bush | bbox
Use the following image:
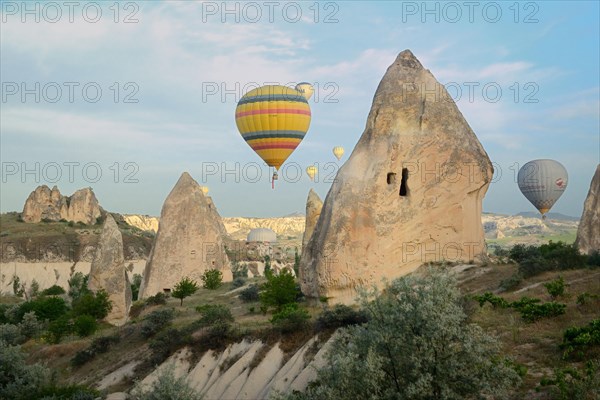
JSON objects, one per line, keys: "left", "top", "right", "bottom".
{"left": 544, "top": 276, "right": 566, "bottom": 299}
{"left": 473, "top": 292, "right": 510, "bottom": 309}
{"left": 19, "top": 312, "right": 43, "bottom": 340}
{"left": 68, "top": 272, "right": 90, "bottom": 301}
{"left": 560, "top": 319, "right": 600, "bottom": 359}
{"left": 260, "top": 269, "right": 299, "bottom": 312}
{"left": 282, "top": 269, "right": 520, "bottom": 400}
{"left": 538, "top": 361, "right": 600, "bottom": 399}
{"left": 45, "top": 315, "right": 72, "bottom": 344}
{"left": 519, "top": 302, "right": 566, "bottom": 323}
{"left": 172, "top": 277, "right": 199, "bottom": 306}
{"left": 0, "top": 324, "right": 24, "bottom": 345}
{"left": 202, "top": 269, "right": 223, "bottom": 290}
{"left": 270, "top": 303, "right": 310, "bottom": 333}
{"left": 146, "top": 292, "right": 168, "bottom": 306}
{"left": 148, "top": 327, "right": 188, "bottom": 366}
{"left": 499, "top": 273, "right": 523, "bottom": 291}
{"left": 131, "top": 274, "right": 142, "bottom": 301}
{"left": 40, "top": 285, "right": 66, "bottom": 296}
{"left": 587, "top": 251, "right": 600, "bottom": 268}
{"left": 239, "top": 284, "right": 260, "bottom": 302}
{"left": 315, "top": 304, "right": 369, "bottom": 331}
{"left": 576, "top": 292, "right": 599, "bottom": 305}
{"left": 71, "top": 335, "right": 120, "bottom": 367}
{"left": 130, "top": 365, "right": 202, "bottom": 400}
{"left": 232, "top": 277, "right": 246, "bottom": 288}
{"left": 196, "top": 304, "right": 234, "bottom": 326}
{"left": 73, "top": 315, "right": 98, "bottom": 337}
{"left": 72, "top": 289, "right": 113, "bottom": 320}
{"left": 0, "top": 341, "right": 51, "bottom": 400}
{"left": 512, "top": 242, "right": 587, "bottom": 278}
{"left": 141, "top": 308, "right": 175, "bottom": 338}
{"left": 17, "top": 296, "right": 69, "bottom": 323}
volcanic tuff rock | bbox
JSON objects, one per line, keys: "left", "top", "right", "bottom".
{"left": 575, "top": 164, "right": 600, "bottom": 254}
{"left": 302, "top": 189, "right": 323, "bottom": 250}
{"left": 139, "top": 172, "right": 232, "bottom": 299}
{"left": 300, "top": 50, "right": 493, "bottom": 303}
{"left": 87, "top": 214, "right": 132, "bottom": 326}
{"left": 22, "top": 185, "right": 101, "bottom": 225}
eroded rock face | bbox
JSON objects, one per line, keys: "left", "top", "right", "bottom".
{"left": 302, "top": 189, "right": 323, "bottom": 250}
{"left": 300, "top": 50, "right": 493, "bottom": 303}
{"left": 575, "top": 164, "right": 600, "bottom": 254}
{"left": 88, "top": 214, "right": 131, "bottom": 326}
{"left": 139, "top": 172, "right": 232, "bottom": 299}
{"left": 22, "top": 185, "right": 101, "bottom": 224}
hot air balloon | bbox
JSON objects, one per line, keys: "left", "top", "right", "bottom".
{"left": 200, "top": 186, "right": 209, "bottom": 195}
{"left": 517, "top": 159, "right": 568, "bottom": 219}
{"left": 235, "top": 85, "right": 312, "bottom": 188}
{"left": 295, "top": 82, "right": 314, "bottom": 100}
{"left": 306, "top": 165, "right": 317, "bottom": 181}
{"left": 333, "top": 146, "right": 344, "bottom": 161}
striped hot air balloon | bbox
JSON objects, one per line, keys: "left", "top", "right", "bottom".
{"left": 235, "top": 85, "right": 312, "bottom": 177}
{"left": 517, "top": 159, "right": 568, "bottom": 218}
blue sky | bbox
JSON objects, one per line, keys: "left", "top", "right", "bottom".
{"left": 1, "top": 1, "right": 598, "bottom": 218}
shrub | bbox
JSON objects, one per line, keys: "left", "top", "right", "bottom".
{"left": 0, "top": 324, "right": 24, "bottom": 345}
{"left": 172, "top": 277, "right": 199, "bottom": 306}
{"left": 40, "top": 285, "right": 66, "bottom": 296}
{"left": 511, "top": 241, "right": 587, "bottom": 278}
{"left": 576, "top": 292, "right": 599, "bottom": 305}
{"left": 499, "top": 272, "right": 523, "bottom": 291}
{"left": 146, "top": 292, "right": 168, "bottom": 306}
{"left": 538, "top": 361, "right": 600, "bottom": 399}
{"left": 263, "top": 255, "right": 272, "bottom": 278}
{"left": 474, "top": 292, "right": 510, "bottom": 309}
{"left": 73, "top": 315, "right": 98, "bottom": 337}
{"left": 196, "top": 304, "right": 234, "bottom": 326}
{"left": 270, "top": 303, "right": 310, "bottom": 333}
{"left": 239, "top": 284, "right": 260, "bottom": 302}
{"left": 0, "top": 341, "right": 51, "bottom": 400}
{"left": 130, "top": 365, "right": 202, "bottom": 400}
{"left": 17, "top": 296, "right": 69, "bottom": 323}
{"left": 315, "top": 304, "right": 369, "bottom": 331}
{"left": 71, "top": 335, "right": 120, "bottom": 367}
{"left": 72, "top": 289, "right": 113, "bottom": 320}
{"left": 293, "top": 248, "right": 300, "bottom": 276}
{"left": 587, "top": 251, "right": 600, "bottom": 268}
{"left": 202, "top": 269, "right": 223, "bottom": 290}
{"left": 129, "top": 301, "right": 145, "bottom": 318}
{"left": 260, "top": 269, "right": 298, "bottom": 312}
{"left": 560, "top": 319, "right": 600, "bottom": 359}
{"left": 45, "top": 315, "right": 72, "bottom": 344}
{"left": 12, "top": 275, "right": 25, "bottom": 298}
{"left": 141, "top": 308, "right": 175, "bottom": 338}
{"left": 518, "top": 302, "right": 566, "bottom": 323}
{"left": 232, "top": 277, "right": 246, "bottom": 288}
{"left": 148, "top": 327, "right": 188, "bottom": 366}
{"left": 544, "top": 276, "right": 566, "bottom": 299}
{"left": 282, "top": 269, "right": 520, "bottom": 399}
{"left": 19, "top": 312, "right": 43, "bottom": 340}
{"left": 131, "top": 274, "right": 143, "bottom": 301}
{"left": 68, "top": 272, "right": 90, "bottom": 301}
{"left": 27, "top": 279, "right": 40, "bottom": 299}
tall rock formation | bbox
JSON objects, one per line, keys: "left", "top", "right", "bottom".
{"left": 301, "top": 50, "right": 493, "bottom": 303}
{"left": 88, "top": 214, "right": 132, "bottom": 326}
{"left": 22, "top": 185, "right": 101, "bottom": 225}
{"left": 302, "top": 189, "right": 323, "bottom": 250}
{"left": 575, "top": 164, "right": 600, "bottom": 254}
{"left": 139, "top": 172, "right": 232, "bottom": 299}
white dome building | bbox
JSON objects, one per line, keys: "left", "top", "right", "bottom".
{"left": 247, "top": 228, "right": 277, "bottom": 243}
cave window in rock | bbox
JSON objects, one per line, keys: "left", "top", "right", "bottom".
{"left": 163, "top": 288, "right": 171, "bottom": 294}
{"left": 387, "top": 173, "right": 397, "bottom": 185}
{"left": 399, "top": 168, "right": 409, "bottom": 196}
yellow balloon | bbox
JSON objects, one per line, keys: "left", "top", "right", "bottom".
{"left": 295, "top": 82, "right": 314, "bottom": 100}
{"left": 306, "top": 165, "right": 317, "bottom": 181}
{"left": 200, "top": 186, "right": 209, "bottom": 195}
{"left": 235, "top": 85, "right": 311, "bottom": 171}
{"left": 333, "top": 146, "right": 344, "bottom": 160}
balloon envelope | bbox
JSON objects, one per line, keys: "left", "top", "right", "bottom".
{"left": 306, "top": 165, "right": 317, "bottom": 181}
{"left": 295, "top": 82, "right": 314, "bottom": 100}
{"left": 235, "top": 85, "right": 311, "bottom": 170}
{"left": 200, "top": 186, "right": 209, "bottom": 195}
{"left": 333, "top": 146, "right": 344, "bottom": 160}
{"left": 517, "top": 159, "right": 568, "bottom": 215}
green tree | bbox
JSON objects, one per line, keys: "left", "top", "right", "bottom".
{"left": 27, "top": 279, "right": 40, "bottom": 300}
{"left": 260, "top": 269, "right": 299, "bottom": 312}
{"left": 72, "top": 289, "right": 113, "bottom": 320}
{"left": 131, "top": 273, "right": 143, "bottom": 301}
{"left": 172, "top": 277, "right": 200, "bottom": 306}
{"left": 201, "top": 269, "right": 223, "bottom": 290}
{"left": 12, "top": 275, "right": 25, "bottom": 298}
{"left": 544, "top": 276, "right": 566, "bottom": 299}
{"left": 73, "top": 315, "right": 98, "bottom": 337}
{"left": 264, "top": 255, "right": 272, "bottom": 278}
{"left": 282, "top": 269, "right": 520, "bottom": 400}
{"left": 68, "top": 272, "right": 90, "bottom": 301}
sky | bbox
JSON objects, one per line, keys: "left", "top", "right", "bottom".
{"left": 1, "top": 1, "right": 598, "bottom": 218}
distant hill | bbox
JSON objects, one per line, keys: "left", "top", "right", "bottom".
{"left": 516, "top": 211, "right": 580, "bottom": 221}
